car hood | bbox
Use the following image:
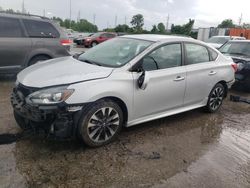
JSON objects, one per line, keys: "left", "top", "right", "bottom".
{"left": 17, "top": 56, "right": 114, "bottom": 88}
{"left": 207, "top": 43, "right": 222, "bottom": 49}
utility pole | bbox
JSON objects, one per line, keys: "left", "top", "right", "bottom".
{"left": 22, "top": 0, "right": 25, "bottom": 14}
{"left": 166, "top": 14, "right": 169, "bottom": 31}
{"left": 115, "top": 15, "right": 117, "bottom": 27}
{"left": 93, "top": 14, "right": 96, "bottom": 25}
{"left": 69, "top": 0, "right": 72, "bottom": 29}
{"left": 43, "top": 9, "right": 45, "bottom": 17}
{"left": 77, "top": 10, "right": 81, "bottom": 22}
{"left": 125, "top": 16, "right": 127, "bottom": 25}
{"left": 239, "top": 13, "right": 243, "bottom": 26}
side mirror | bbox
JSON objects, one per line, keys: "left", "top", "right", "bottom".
{"left": 72, "top": 52, "right": 85, "bottom": 59}
{"left": 137, "top": 69, "right": 149, "bottom": 90}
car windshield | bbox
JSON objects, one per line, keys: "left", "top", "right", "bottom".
{"left": 78, "top": 38, "right": 153, "bottom": 67}
{"left": 207, "top": 37, "right": 229, "bottom": 44}
{"left": 91, "top": 33, "right": 102, "bottom": 37}
{"left": 219, "top": 42, "right": 250, "bottom": 57}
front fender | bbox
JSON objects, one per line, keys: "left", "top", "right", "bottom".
{"left": 66, "top": 71, "right": 134, "bottom": 121}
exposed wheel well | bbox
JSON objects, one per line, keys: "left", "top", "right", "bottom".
{"left": 28, "top": 54, "right": 52, "bottom": 66}
{"left": 217, "top": 81, "right": 228, "bottom": 98}
{"left": 99, "top": 97, "right": 128, "bottom": 125}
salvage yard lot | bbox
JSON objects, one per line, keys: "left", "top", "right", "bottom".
{"left": 0, "top": 73, "right": 250, "bottom": 188}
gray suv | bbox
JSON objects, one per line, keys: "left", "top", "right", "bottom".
{"left": 0, "top": 12, "right": 71, "bottom": 74}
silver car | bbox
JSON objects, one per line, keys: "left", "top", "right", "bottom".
{"left": 11, "top": 35, "right": 236, "bottom": 147}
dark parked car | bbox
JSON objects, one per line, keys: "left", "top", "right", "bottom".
{"left": 74, "top": 33, "right": 93, "bottom": 45}
{"left": 220, "top": 40, "right": 250, "bottom": 91}
{"left": 0, "top": 12, "right": 71, "bottom": 74}
{"left": 83, "top": 32, "right": 117, "bottom": 47}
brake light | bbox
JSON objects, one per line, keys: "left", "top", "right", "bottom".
{"left": 231, "top": 63, "right": 238, "bottom": 72}
{"left": 60, "top": 39, "right": 72, "bottom": 46}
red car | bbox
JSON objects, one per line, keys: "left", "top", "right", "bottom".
{"left": 84, "top": 32, "right": 117, "bottom": 47}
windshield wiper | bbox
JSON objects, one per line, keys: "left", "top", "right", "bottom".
{"left": 79, "top": 59, "right": 102, "bottom": 66}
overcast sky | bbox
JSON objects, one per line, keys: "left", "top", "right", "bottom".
{"left": 0, "top": 0, "right": 249, "bottom": 30}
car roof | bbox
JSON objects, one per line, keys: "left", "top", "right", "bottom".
{"left": 0, "top": 12, "right": 50, "bottom": 21}
{"left": 227, "top": 40, "right": 250, "bottom": 43}
{"left": 120, "top": 34, "right": 195, "bottom": 42}
{"left": 210, "top": 36, "right": 230, "bottom": 38}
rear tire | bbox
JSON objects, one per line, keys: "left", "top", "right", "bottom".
{"left": 77, "top": 99, "right": 123, "bottom": 147}
{"left": 28, "top": 55, "right": 51, "bottom": 66}
{"left": 205, "top": 83, "right": 225, "bottom": 113}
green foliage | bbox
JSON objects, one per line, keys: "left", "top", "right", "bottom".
{"left": 218, "top": 19, "right": 235, "bottom": 28}
{"left": 54, "top": 18, "right": 98, "bottom": 32}
{"left": 157, "top": 23, "right": 165, "bottom": 33}
{"left": 151, "top": 25, "right": 158, "bottom": 33}
{"left": 171, "top": 19, "right": 195, "bottom": 36}
{"left": 114, "top": 24, "right": 130, "bottom": 33}
{"left": 243, "top": 23, "right": 250, "bottom": 29}
{"left": 130, "top": 14, "right": 144, "bottom": 33}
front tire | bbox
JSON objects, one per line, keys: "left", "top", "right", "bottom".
{"left": 205, "top": 83, "right": 225, "bottom": 113}
{"left": 78, "top": 99, "right": 123, "bottom": 147}
{"left": 91, "top": 41, "right": 98, "bottom": 47}
{"left": 14, "top": 111, "right": 31, "bottom": 130}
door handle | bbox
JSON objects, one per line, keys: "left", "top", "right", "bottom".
{"left": 209, "top": 71, "right": 217, "bottom": 75}
{"left": 174, "top": 76, "right": 185, "bottom": 81}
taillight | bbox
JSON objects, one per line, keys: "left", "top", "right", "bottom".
{"left": 231, "top": 63, "right": 238, "bottom": 72}
{"left": 60, "top": 39, "right": 72, "bottom": 46}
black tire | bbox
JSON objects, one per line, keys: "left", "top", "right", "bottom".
{"left": 244, "top": 77, "right": 250, "bottom": 92}
{"left": 91, "top": 41, "right": 98, "bottom": 47}
{"left": 77, "top": 99, "right": 123, "bottom": 147}
{"left": 14, "top": 111, "right": 31, "bottom": 130}
{"left": 205, "top": 83, "right": 225, "bottom": 113}
{"left": 28, "top": 55, "right": 51, "bottom": 66}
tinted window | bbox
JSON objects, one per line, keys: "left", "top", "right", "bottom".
{"left": 23, "top": 20, "right": 60, "bottom": 38}
{"left": 207, "top": 37, "right": 229, "bottom": 44}
{"left": 0, "top": 17, "right": 24, "bottom": 37}
{"left": 106, "top": 33, "right": 115, "bottom": 38}
{"left": 219, "top": 42, "right": 250, "bottom": 57}
{"left": 185, "top": 43, "right": 209, "bottom": 65}
{"left": 143, "top": 43, "right": 182, "bottom": 71}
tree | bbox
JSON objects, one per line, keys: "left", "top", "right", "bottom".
{"left": 130, "top": 14, "right": 144, "bottom": 33}
{"left": 171, "top": 19, "right": 195, "bottom": 36}
{"left": 114, "top": 24, "right": 130, "bottom": 33}
{"left": 151, "top": 25, "right": 158, "bottom": 33}
{"left": 243, "top": 23, "right": 250, "bottom": 29}
{"left": 218, "top": 19, "right": 235, "bottom": 28}
{"left": 157, "top": 23, "right": 165, "bottom": 33}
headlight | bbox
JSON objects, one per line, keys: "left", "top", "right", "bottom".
{"left": 237, "top": 62, "right": 245, "bottom": 71}
{"left": 27, "top": 86, "right": 74, "bottom": 104}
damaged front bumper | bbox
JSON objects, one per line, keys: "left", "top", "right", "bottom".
{"left": 11, "top": 85, "right": 83, "bottom": 139}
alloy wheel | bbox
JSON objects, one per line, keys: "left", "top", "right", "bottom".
{"left": 87, "top": 107, "right": 120, "bottom": 143}
{"left": 209, "top": 87, "right": 224, "bottom": 110}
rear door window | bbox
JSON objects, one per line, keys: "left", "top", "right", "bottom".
{"left": 185, "top": 43, "right": 210, "bottom": 65}
{"left": 0, "top": 17, "right": 24, "bottom": 37}
{"left": 23, "top": 19, "right": 60, "bottom": 38}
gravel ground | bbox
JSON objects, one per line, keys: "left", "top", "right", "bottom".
{"left": 0, "top": 54, "right": 250, "bottom": 187}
